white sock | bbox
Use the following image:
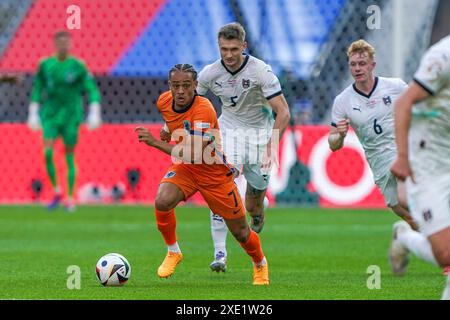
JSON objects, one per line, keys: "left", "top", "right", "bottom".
{"left": 168, "top": 242, "right": 181, "bottom": 253}
{"left": 235, "top": 174, "right": 247, "bottom": 205}
{"left": 254, "top": 257, "right": 267, "bottom": 267}
{"left": 263, "top": 196, "right": 269, "bottom": 209}
{"left": 398, "top": 229, "right": 438, "bottom": 266}
{"left": 442, "top": 275, "right": 450, "bottom": 300}
{"left": 210, "top": 212, "right": 227, "bottom": 257}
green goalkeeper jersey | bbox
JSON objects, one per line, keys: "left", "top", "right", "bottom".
{"left": 31, "top": 55, "right": 100, "bottom": 125}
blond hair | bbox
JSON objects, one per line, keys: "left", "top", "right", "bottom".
{"left": 347, "top": 39, "right": 375, "bottom": 60}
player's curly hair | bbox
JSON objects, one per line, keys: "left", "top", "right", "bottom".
{"left": 218, "top": 22, "right": 246, "bottom": 42}
{"left": 168, "top": 64, "right": 198, "bottom": 80}
{"left": 347, "top": 39, "right": 375, "bottom": 60}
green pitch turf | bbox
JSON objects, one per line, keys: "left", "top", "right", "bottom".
{"left": 0, "top": 205, "right": 445, "bottom": 300}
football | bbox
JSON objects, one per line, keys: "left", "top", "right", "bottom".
{"left": 95, "top": 253, "right": 131, "bottom": 286}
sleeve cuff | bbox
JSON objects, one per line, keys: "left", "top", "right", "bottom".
{"left": 265, "top": 90, "right": 283, "bottom": 100}
{"left": 413, "top": 78, "right": 435, "bottom": 95}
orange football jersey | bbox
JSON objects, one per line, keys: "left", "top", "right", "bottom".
{"left": 156, "top": 91, "right": 235, "bottom": 183}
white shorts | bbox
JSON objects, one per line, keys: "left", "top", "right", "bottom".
{"left": 375, "top": 173, "right": 399, "bottom": 208}
{"left": 406, "top": 173, "right": 450, "bottom": 237}
{"left": 219, "top": 122, "right": 271, "bottom": 191}
{"left": 241, "top": 163, "right": 270, "bottom": 191}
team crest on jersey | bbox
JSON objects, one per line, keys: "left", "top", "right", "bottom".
{"left": 423, "top": 209, "right": 433, "bottom": 222}
{"left": 242, "top": 79, "right": 251, "bottom": 89}
{"left": 165, "top": 171, "right": 176, "bottom": 179}
{"left": 183, "top": 120, "right": 191, "bottom": 131}
{"left": 427, "top": 60, "right": 443, "bottom": 77}
{"left": 382, "top": 95, "right": 392, "bottom": 106}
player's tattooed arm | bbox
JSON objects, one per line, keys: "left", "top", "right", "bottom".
{"left": 136, "top": 126, "right": 163, "bottom": 146}
{"left": 160, "top": 123, "right": 171, "bottom": 142}
{"left": 135, "top": 126, "right": 180, "bottom": 158}
{"left": 135, "top": 126, "right": 210, "bottom": 164}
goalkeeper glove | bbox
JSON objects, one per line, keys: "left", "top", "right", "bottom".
{"left": 87, "top": 102, "right": 102, "bottom": 130}
{"left": 27, "top": 102, "right": 41, "bottom": 131}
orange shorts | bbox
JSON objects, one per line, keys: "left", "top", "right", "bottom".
{"left": 160, "top": 164, "right": 245, "bottom": 220}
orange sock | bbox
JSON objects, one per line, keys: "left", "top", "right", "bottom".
{"left": 155, "top": 209, "right": 177, "bottom": 246}
{"left": 240, "top": 230, "right": 264, "bottom": 264}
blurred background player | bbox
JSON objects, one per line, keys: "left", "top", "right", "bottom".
{"left": 389, "top": 34, "right": 450, "bottom": 298}
{"left": 161, "top": 22, "right": 291, "bottom": 272}
{"left": 27, "top": 31, "right": 102, "bottom": 212}
{"left": 135, "top": 64, "right": 269, "bottom": 285}
{"left": 328, "top": 39, "right": 416, "bottom": 229}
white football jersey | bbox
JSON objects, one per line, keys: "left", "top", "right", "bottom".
{"left": 197, "top": 54, "right": 282, "bottom": 144}
{"left": 331, "top": 77, "right": 407, "bottom": 183}
{"left": 410, "top": 34, "right": 450, "bottom": 173}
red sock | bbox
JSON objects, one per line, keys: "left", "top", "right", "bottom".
{"left": 240, "top": 230, "right": 264, "bottom": 264}
{"left": 155, "top": 209, "right": 176, "bottom": 246}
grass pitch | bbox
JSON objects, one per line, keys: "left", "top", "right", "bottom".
{"left": 0, "top": 205, "right": 444, "bottom": 300}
